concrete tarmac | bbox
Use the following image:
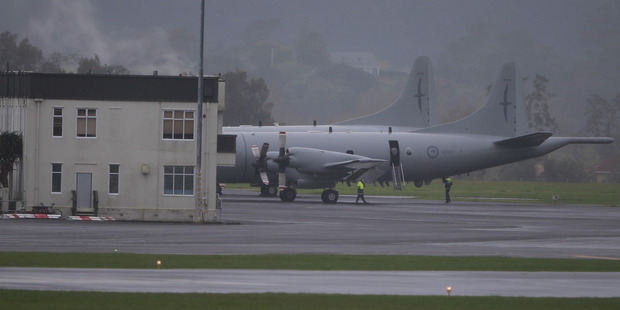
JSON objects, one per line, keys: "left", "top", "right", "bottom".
{"left": 1, "top": 267, "right": 619, "bottom": 297}
{"left": 1, "top": 189, "right": 619, "bottom": 296}
{"left": 1, "top": 190, "right": 619, "bottom": 258}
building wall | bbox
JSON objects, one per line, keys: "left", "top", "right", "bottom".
{"left": 2, "top": 73, "right": 229, "bottom": 221}
{"left": 23, "top": 99, "right": 210, "bottom": 221}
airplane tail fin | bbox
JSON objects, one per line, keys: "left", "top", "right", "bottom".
{"left": 336, "top": 56, "right": 438, "bottom": 128}
{"left": 420, "top": 62, "right": 528, "bottom": 137}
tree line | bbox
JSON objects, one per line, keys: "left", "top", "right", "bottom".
{"left": 2, "top": 29, "right": 617, "bottom": 182}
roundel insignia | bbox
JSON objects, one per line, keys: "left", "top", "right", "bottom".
{"left": 426, "top": 145, "right": 439, "bottom": 158}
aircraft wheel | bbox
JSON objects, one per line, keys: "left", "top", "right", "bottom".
{"left": 321, "top": 189, "right": 339, "bottom": 204}
{"left": 267, "top": 185, "right": 278, "bottom": 196}
{"left": 260, "top": 184, "right": 278, "bottom": 196}
{"left": 279, "top": 188, "right": 297, "bottom": 202}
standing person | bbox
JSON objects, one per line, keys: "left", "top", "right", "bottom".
{"left": 356, "top": 179, "right": 367, "bottom": 204}
{"left": 442, "top": 177, "right": 453, "bottom": 203}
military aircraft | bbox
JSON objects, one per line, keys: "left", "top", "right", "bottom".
{"left": 218, "top": 59, "right": 614, "bottom": 203}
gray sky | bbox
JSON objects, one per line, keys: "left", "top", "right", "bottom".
{"left": 2, "top": 0, "right": 618, "bottom": 131}
{"left": 0, "top": 0, "right": 601, "bottom": 74}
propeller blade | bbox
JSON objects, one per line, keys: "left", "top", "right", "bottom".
{"left": 259, "top": 143, "right": 269, "bottom": 161}
{"left": 278, "top": 171, "right": 286, "bottom": 190}
{"left": 279, "top": 131, "right": 286, "bottom": 157}
{"left": 251, "top": 145, "right": 260, "bottom": 159}
{"left": 260, "top": 170, "right": 269, "bottom": 185}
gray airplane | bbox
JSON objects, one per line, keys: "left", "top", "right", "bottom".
{"left": 218, "top": 60, "right": 614, "bottom": 203}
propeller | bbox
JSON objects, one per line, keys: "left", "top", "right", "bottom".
{"left": 273, "top": 131, "right": 289, "bottom": 190}
{"left": 250, "top": 143, "right": 270, "bottom": 185}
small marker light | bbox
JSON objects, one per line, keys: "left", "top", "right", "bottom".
{"left": 446, "top": 286, "right": 452, "bottom": 296}
{"left": 157, "top": 260, "right": 162, "bottom": 269}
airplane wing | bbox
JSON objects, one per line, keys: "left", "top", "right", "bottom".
{"left": 324, "top": 158, "right": 386, "bottom": 170}
{"left": 325, "top": 159, "right": 386, "bottom": 183}
{"left": 281, "top": 147, "right": 386, "bottom": 183}
{"left": 494, "top": 132, "right": 554, "bottom": 147}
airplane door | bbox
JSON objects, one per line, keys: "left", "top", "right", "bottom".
{"left": 388, "top": 140, "right": 404, "bottom": 190}
{"left": 388, "top": 140, "right": 401, "bottom": 166}
{"left": 76, "top": 173, "right": 93, "bottom": 213}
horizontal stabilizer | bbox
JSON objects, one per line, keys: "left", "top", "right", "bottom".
{"left": 494, "top": 132, "right": 553, "bottom": 147}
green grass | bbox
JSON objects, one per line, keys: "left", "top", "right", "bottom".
{"left": 2, "top": 254, "right": 619, "bottom": 309}
{"left": 2, "top": 290, "right": 619, "bottom": 310}
{"left": 225, "top": 180, "right": 620, "bottom": 206}
{"left": 2, "top": 252, "right": 619, "bottom": 271}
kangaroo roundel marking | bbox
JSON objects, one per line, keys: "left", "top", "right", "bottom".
{"left": 427, "top": 145, "right": 439, "bottom": 158}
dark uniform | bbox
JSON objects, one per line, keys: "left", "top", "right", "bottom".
{"left": 443, "top": 177, "right": 453, "bottom": 203}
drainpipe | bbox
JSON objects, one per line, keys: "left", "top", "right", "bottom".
{"left": 34, "top": 98, "right": 42, "bottom": 205}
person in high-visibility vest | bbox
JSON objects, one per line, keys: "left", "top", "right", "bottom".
{"left": 442, "top": 177, "right": 453, "bottom": 203}
{"left": 356, "top": 179, "right": 367, "bottom": 204}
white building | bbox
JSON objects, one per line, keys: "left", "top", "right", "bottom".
{"left": 0, "top": 72, "right": 235, "bottom": 222}
{"left": 329, "top": 51, "right": 380, "bottom": 76}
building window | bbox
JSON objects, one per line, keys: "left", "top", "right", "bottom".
{"left": 109, "top": 164, "right": 120, "bottom": 195}
{"left": 53, "top": 108, "right": 63, "bottom": 137}
{"left": 163, "top": 165, "right": 194, "bottom": 195}
{"left": 163, "top": 110, "right": 194, "bottom": 140}
{"left": 51, "top": 163, "right": 62, "bottom": 193}
{"left": 77, "top": 108, "right": 97, "bottom": 138}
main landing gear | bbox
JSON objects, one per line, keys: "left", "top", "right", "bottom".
{"left": 266, "top": 186, "right": 339, "bottom": 203}
{"left": 321, "top": 189, "right": 339, "bottom": 204}
{"left": 260, "top": 184, "right": 278, "bottom": 197}
{"left": 279, "top": 187, "right": 297, "bottom": 202}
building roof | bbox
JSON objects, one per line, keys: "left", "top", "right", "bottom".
{"left": 592, "top": 153, "right": 620, "bottom": 173}
{"left": 0, "top": 72, "right": 219, "bottom": 102}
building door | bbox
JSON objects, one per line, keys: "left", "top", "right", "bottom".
{"left": 76, "top": 173, "right": 93, "bottom": 213}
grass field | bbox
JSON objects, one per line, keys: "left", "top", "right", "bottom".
{"left": 225, "top": 180, "right": 620, "bottom": 206}
{"left": 2, "top": 252, "right": 620, "bottom": 309}
{"left": 1, "top": 252, "right": 620, "bottom": 271}
{"left": 2, "top": 290, "right": 619, "bottom": 310}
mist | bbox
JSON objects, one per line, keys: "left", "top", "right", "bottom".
{"left": 2, "top": 0, "right": 619, "bottom": 134}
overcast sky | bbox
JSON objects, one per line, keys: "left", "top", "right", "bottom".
{"left": 2, "top": 0, "right": 618, "bottom": 132}
{"left": 0, "top": 0, "right": 605, "bottom": 74}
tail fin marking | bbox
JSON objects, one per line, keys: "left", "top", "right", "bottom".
{"left": 336, "top": 56, "right": 437, "bottom": 128}
{"left": 420, "top": 62, "right": 528, "bottom": 137}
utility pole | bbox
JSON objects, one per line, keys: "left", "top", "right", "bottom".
{"left": 194, "top": 0, "right": 205, "bottom": 223}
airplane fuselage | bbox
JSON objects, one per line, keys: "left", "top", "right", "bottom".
{"left": 217, "top": 129, "right": 575, "bottom": 188}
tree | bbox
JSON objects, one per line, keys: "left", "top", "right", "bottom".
{"left": 0, "top": 31, "right": 44, "bottom": 71}
{"left": 0, "top": 131, "right": 23, "bottom": 188}
{"left": 0, "top": 31, "right": 66, "bottom": 73}
{"left": 585, "top": 92, "right": 620, "bottom": 157}
{"left": 222, "top": 70, "right": 275, "bottom": 126}
{"left": 295, "top": 28, "right": 331, "bottom": 67}
{"left": 585, "top": 93, "right": 620, "bottom": 138}
{"left": 77, "top": 54, "right": 129, "bottom": 74}
{"left": 524, "top": 75, "right": 557, "bottom": 131}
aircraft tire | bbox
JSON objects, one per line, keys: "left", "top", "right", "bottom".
{"left": 321, "top": 189, "right": 339, "bottom": 204}
{"left": 279, "top": 188, "right": 297, "bottom": 202}
{"left": 267, "top": 185, "right": 278, "bottom": 196}
{"left": 260, "top": 184, "right": 278, "bottom": 197}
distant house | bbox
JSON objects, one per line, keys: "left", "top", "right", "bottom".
{"left": 0, "top": 72, "right": 235, "bottom": 222}
{"left": 330, "top": 51, "right": 380, "bottom": 75}
{"left": 590, "top": 154, "right": 620, "bottom": 183}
